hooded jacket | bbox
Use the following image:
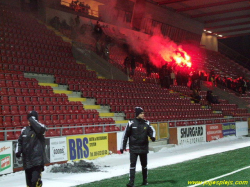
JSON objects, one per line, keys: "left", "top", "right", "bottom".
{"left": 121, "top": 118, "right": 155, "bottom": 154}
{"left": 16, "top": 116, "right": 47, "bottom": 170}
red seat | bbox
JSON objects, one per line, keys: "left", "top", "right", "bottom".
{"left": 7, "top": 132, "right": 15, "bottom": 140}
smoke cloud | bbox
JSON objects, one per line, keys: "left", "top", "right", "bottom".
{"left": 124, "top": 26, "right": 192, "bottom": 69}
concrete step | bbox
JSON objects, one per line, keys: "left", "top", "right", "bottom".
{"left": 66, "top": 92, "right": 82, "bottom": 98}
{"left": 149, "top": 140, "right": 175, "bottom": 152}
{"left": 68, "top": 97, "right": 87, "bottom": 102}
{"left": 115, "top": 120, "right": 128, "bottom": 124}
{"left": 24, "top": 73, "right": 54, "bottom": 83}
{"left": 52, "top": 85, "right": 68, "bottom": 90}
{"left": 84, "top": 105, "right": 101, "bottom": 109}
{"left": 53, "top": 90, "right": 73, "bottom": 95}
{"left": 96, "top": 109, "right": 110, "bottom": 113}
{"left": 81, "top": 98, "right": 96, "bottom": 105}
{"left": 39, "top": 83, "right": 58, "bottom": 87}
{"left": 99, "top": 113, "right": 115, "bottom": 117}
{"left": 101, "top": 116, "right": 125, "bottom": 121}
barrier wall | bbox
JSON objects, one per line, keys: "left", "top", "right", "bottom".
{"left": 67, "top": 133, "right": 109, "bottom": 161}
{"left": 177, "top": 125, "right": 206, "bottom": 145}
{"left": 169, "top": 121, "right": 248, "bottom": 145}
{"left": 0, "top": 142, "right": 13, "bottom": 175}
{"left": 235, "top": 121, "right": 248, "bottom": 137}
{"left": 2, "top": 121, "right": 248, "bottom": 175}
{"left": 206, "top": 124, "right": 223, "bottom": 142}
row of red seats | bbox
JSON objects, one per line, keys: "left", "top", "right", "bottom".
{"left": 125, "top": 110, "right": 219, "bottom": 119}
{"left": 96, "top": 97, "right": 191, "bottom": 105}
{"left": 1, "top": 103, "right": 84, "bottom": 114}
{"left": 1, "top": 25, "right": 63, "bottom": 39}
{"left": 0, "top": 33, "right": 66, "bottom": 46}
{"left": 1, "top": 112, "right": 103, "bottom": 128}
{"left": 0, "top": 63, "right": 94, "bottom": 77}
{"left": 113, "top": 104, "right": 202, "bottom": 113}
{"left": 67, "top": 78, "right": 160, "bottom": 89}
{"left": 0, "top": 44, "right": 72, "bottom": 57}
{"left": 1, "top": 51, "right": 73, "bottom": 63}
{"left": 0, "top": 38, "right": 71, "bottom": 52}
{"left": 147, "top": 114, "right": 223, "bottom": 122}
{"left": 211, "top": 104, "right": 238, "bottom": 110}
{"left": 0, "top": 59, "right": 85, "bottom": 71}
{"left": 1, "top": 26, "right": 60, "bottom": 39}
{"left": 168, "top": 118, "right": 236, "bottom": 127}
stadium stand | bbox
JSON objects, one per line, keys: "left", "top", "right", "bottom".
{"left": 0, "top": 3, "right": 250, "bottom": 142}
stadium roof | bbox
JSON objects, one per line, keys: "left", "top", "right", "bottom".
{"left": 153, "top": 0, "right": 250, "bottom": 38}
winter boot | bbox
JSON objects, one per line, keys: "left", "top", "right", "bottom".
{"left": 142, "top": 180, "right": 148, "bottom": 185}
{"left": 126, "top": 181, "right": 135, "bottom": 187}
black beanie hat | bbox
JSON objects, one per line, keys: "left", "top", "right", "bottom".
{"left": 27, "top": 110, "right": 38, "bottom": 120}
{"left": 135, "top": 107, "right": 144, "bottom": 117}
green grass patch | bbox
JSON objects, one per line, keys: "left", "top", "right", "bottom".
{"left": 75, "top": 147, "right": 250, "bottom": 187}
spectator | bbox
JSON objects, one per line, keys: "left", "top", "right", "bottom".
{"left": 130, "top": 56, "right": 136, "bottom": 76}
{"left": 94, "top": 21, "right": 103, "bottom": 34}
{"left": 75, "top": 15, "right": 80, "bottom": 28}
{"left": 61, "top": 19, "right": 71, "bottom": 30}
{"left": 170, "top": 69, "right": 175, "bottom": 85}
{"left": 16, "top": 111, "right": 47, "bottom": 187}
{"left": 124, "top": 56, "right": 130, "bottom": 76}
{"left": 145, "top": 61, "right": 151, "bottom": 77}
{"left": 206, "top": 90, "right": 219, "bottom": 105}
{"left": 85, "top": 4, "right": 90, "bottom": 15}
{"left": 50, "top": 16, "right": 60, "bottom": 30}
{"left": 191, "top": 89, "right": 201, "bottom": 103}
{"left": 120, "top": 107, "right": 156, "bottom": 187}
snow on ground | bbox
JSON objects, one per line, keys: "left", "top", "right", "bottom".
{"left": 1, "top": 136, "right": 250, "bottom": 187}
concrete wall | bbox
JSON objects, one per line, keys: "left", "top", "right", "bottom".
{"left": 200, "top": 32, "right": 218, "bottom": 52}
{"left": 145, "top": 2, "right": 204, "bottom": 36}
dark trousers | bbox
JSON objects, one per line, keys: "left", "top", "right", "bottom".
{"left": 129, "top": 153, "right": 148, "bottom": 183}
{"left": 25, "top": 166, "right": 43, "bottom": 187}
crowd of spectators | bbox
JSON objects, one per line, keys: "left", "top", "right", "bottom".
{"left": 214, "top": 75, "right": 249, "bottom": 95}
{"left": 69, "top": 0, "right": 91, "bottom": 15}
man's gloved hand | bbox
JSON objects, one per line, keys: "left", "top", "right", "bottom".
{"left": 120, "top": 149, "right": 126, "bottom": 154}
{"left": 16, "top": 152, "right": 21, "bottom": 158}
{"left": 151, "top": 137, "right": 156, "bottom": 142}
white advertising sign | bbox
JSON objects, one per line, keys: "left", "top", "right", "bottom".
{"left": 50, "top": 137, "right": 68, "bottom": 163}
{"left": 177, "top": 125, "right": 206, "bottom": 145}
{"left": 235, "top": 121, "right": 248, "bottom": 137}
{"left": 0, "top": 141, "right": 13, "bottom": 175}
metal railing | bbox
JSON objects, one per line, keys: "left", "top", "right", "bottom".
{"left": 1, "top": 116, "right": 248, "bottom": 141}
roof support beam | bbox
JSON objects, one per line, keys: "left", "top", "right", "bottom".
{"left": 158, "top": 0, "right": 188, "bottom": 5}
{"left": 205, "top": 14, "right": 250, "bottom": 24}
{"left": 191, "top": 6, "right": 250, "bottom": 18}
{"left": 215, "top": 27, "right": 250, "bottom": 34}
{"left": 176, "top": 0, "right": 247, "bottom": 12}
{"left": 221, "top": 33, "right": 250, "bottom": 38}
{"left": 205, "top": 21, "right": 250, "bottom": 30}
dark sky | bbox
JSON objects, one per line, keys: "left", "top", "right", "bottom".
{"left": 218, "top": 35, "right": 250, "bottom": 59}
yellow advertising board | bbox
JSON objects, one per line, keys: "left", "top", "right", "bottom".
{"left": 159, "top": 123, "right": 168, "bottom": 139}
{"left": 67, "top": 133, "right": 109, "bottom": 161}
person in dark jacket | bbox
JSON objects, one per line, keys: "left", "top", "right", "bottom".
{"left": 15, "top": 111, "right": 47, "bottom": 187}
{"left": 120, "top": 107, "right": 156, "bottom": 187}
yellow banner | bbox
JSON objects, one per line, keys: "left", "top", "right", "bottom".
{"left": 159, "top": 123, "right": 168, "bottom": 139}
{"left": 67, "top": 133, "right": 109, "bottom": 161}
